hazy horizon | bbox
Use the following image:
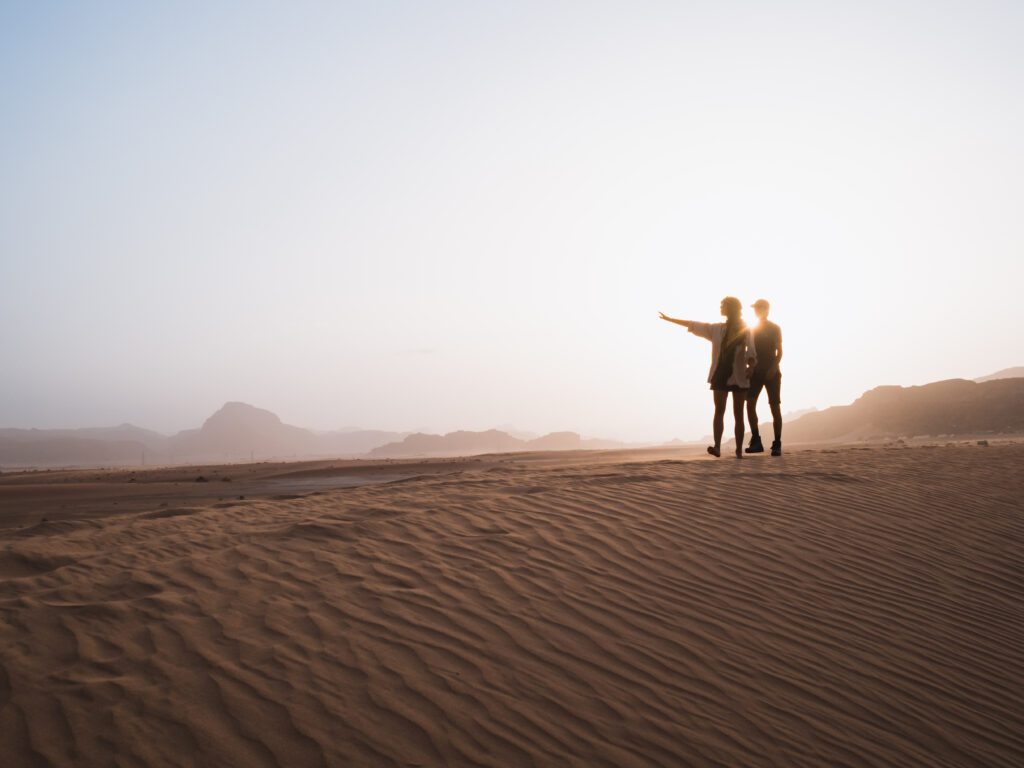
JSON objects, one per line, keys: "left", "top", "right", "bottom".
{"left": 3, "top": 2, "right": 1022, "bottom": 442}
{"left": 0, "top": 366, "right": 1017, "bottom": 443}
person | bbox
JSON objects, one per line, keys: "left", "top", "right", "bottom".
{"left": 745, "top": 298, "right": 783, "bottom": 456}
{"left": 659, "top": 297, "right": 757, "bottom": 459}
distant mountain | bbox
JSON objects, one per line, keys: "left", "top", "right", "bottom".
{"left": 784, "top": 378, "right": 1024, "bottom": 443}
{"left": 0, "top": 435, "right": 152, "bottom": 466}
{"left": 975, "top": 367, "right": 1024, "bottom": 382}
{"left": 318, "top": 430, "right": 411, "bottom": 455}
{"left": 0, "top": 404, "right": 407, "bottom": 467}
{"left": 167, "top": 402, "right": 320, "bottom": 459}
{"left": 370, "top": 430, "right": 526, "bottom": 458}
{"left": 0, "top": 424, "right": 165, "bottom": 466}
{"left": 0, "top": 404, "right": 626, "bottom": 467}
{"left": 168, "top": 403, "right": 411, "bottom": 461}
{"left": 492, "top": 425, "right": 541, "bottom": 441}
{"left": 783, "top": 407, "right": 817, "bottom": 421}
{"left": 369, "top": 429, "right": 627, "bottom": 458}
{"left": 522, "top": 431, "right": 581, "bottom": 451}
{"left": 0, "top": 424, "right": 166, "bottom": 450}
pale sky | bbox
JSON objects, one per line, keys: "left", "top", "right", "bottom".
{"left": 2, "top": 1, "right": 1022, "bottom": 442}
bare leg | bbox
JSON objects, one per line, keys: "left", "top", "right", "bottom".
{"left": 746, "top": 394, "right": 760, "bottom": 441}
{"left": 770, "top": 402, "right": 783, "bottom": 443}
{"left": 732, "top": 391, "right": 746, "bottom": 458}
{"left": 708, "top": 390, "right": 727, "bottom": 457}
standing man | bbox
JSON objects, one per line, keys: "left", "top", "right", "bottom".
{"left": 745, "top": 299, "right": 783, "bottom": 456}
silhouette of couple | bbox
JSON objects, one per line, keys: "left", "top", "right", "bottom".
{"left": 660, "top": 297, "right": 783, "bottom": 459}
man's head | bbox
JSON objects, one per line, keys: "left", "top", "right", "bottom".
{"left": 720, "top": 296, "right": 742, "bottom": 321}
{"left": 752, "top": 298, "right": 770, "bottom": 322}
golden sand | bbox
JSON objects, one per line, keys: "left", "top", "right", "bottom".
{"left": 2, "top": 443, "right": 1022, "bottom": 766}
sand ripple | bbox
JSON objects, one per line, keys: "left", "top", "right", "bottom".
{"left": 1, "top": 443, "right": 1022, "bottom": 766}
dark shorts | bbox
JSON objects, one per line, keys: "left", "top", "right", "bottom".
{"left": 710, "top": 384, "right": 748, "bottom": 394}
{"left": 749, "top": 372, "right": 781, "bottom": 405}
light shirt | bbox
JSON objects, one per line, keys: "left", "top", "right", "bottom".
{"left": 688, "top": 322, "right": 758, "bottom": 388}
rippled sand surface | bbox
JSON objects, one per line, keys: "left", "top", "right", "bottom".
{"left": 2, "top": 443, "right": 1022, "bottom": 766}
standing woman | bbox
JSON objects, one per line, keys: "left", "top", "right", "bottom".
{"left": 659, "top": 297, "right": 757, "bottom": 458}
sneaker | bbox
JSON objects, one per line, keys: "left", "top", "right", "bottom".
{"left": 770, "top": 440, "right": 782, "bottom": 456}
{"left": 745, "top": 435, "right": 764, "bottom": 454}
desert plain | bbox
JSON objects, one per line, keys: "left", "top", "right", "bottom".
{"left": 1, "top": 441, "right": 1022, "bottom": 767}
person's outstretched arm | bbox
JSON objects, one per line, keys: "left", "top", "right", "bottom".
{"left": 659, "top": 312, "right": 713, "bottom": 340}
{"left": 658, "top": 312, "right": 696, "bottom": 329}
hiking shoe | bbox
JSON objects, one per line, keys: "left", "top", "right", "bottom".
{"left": 771, "top": 440, "right": 782, "bottom": 456}
{"left": 745, "top": 436, "right": 764, "bottom": 454}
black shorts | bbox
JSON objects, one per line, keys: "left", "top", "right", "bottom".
{"left": 749, "top": 372, "right": 781, "bottom": 405}
{"left": 710, "top": 384, "right": 748, "bottom": 394}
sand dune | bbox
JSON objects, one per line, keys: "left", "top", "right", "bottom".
{"left": 1, "top": 443, "right": 1022, "bottom": 766}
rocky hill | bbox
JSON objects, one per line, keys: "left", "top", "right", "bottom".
{"left": 369, "top": 429, "right": 625, "bottom": 458}
{"left": 975, "top": 366, "right": 1024, "bottom": 382}
{"left": 784, "top": 377, "right": 1024, "bottom": 443}
{"left": 0, "top": 404, "right": 408, "bottom": 467}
